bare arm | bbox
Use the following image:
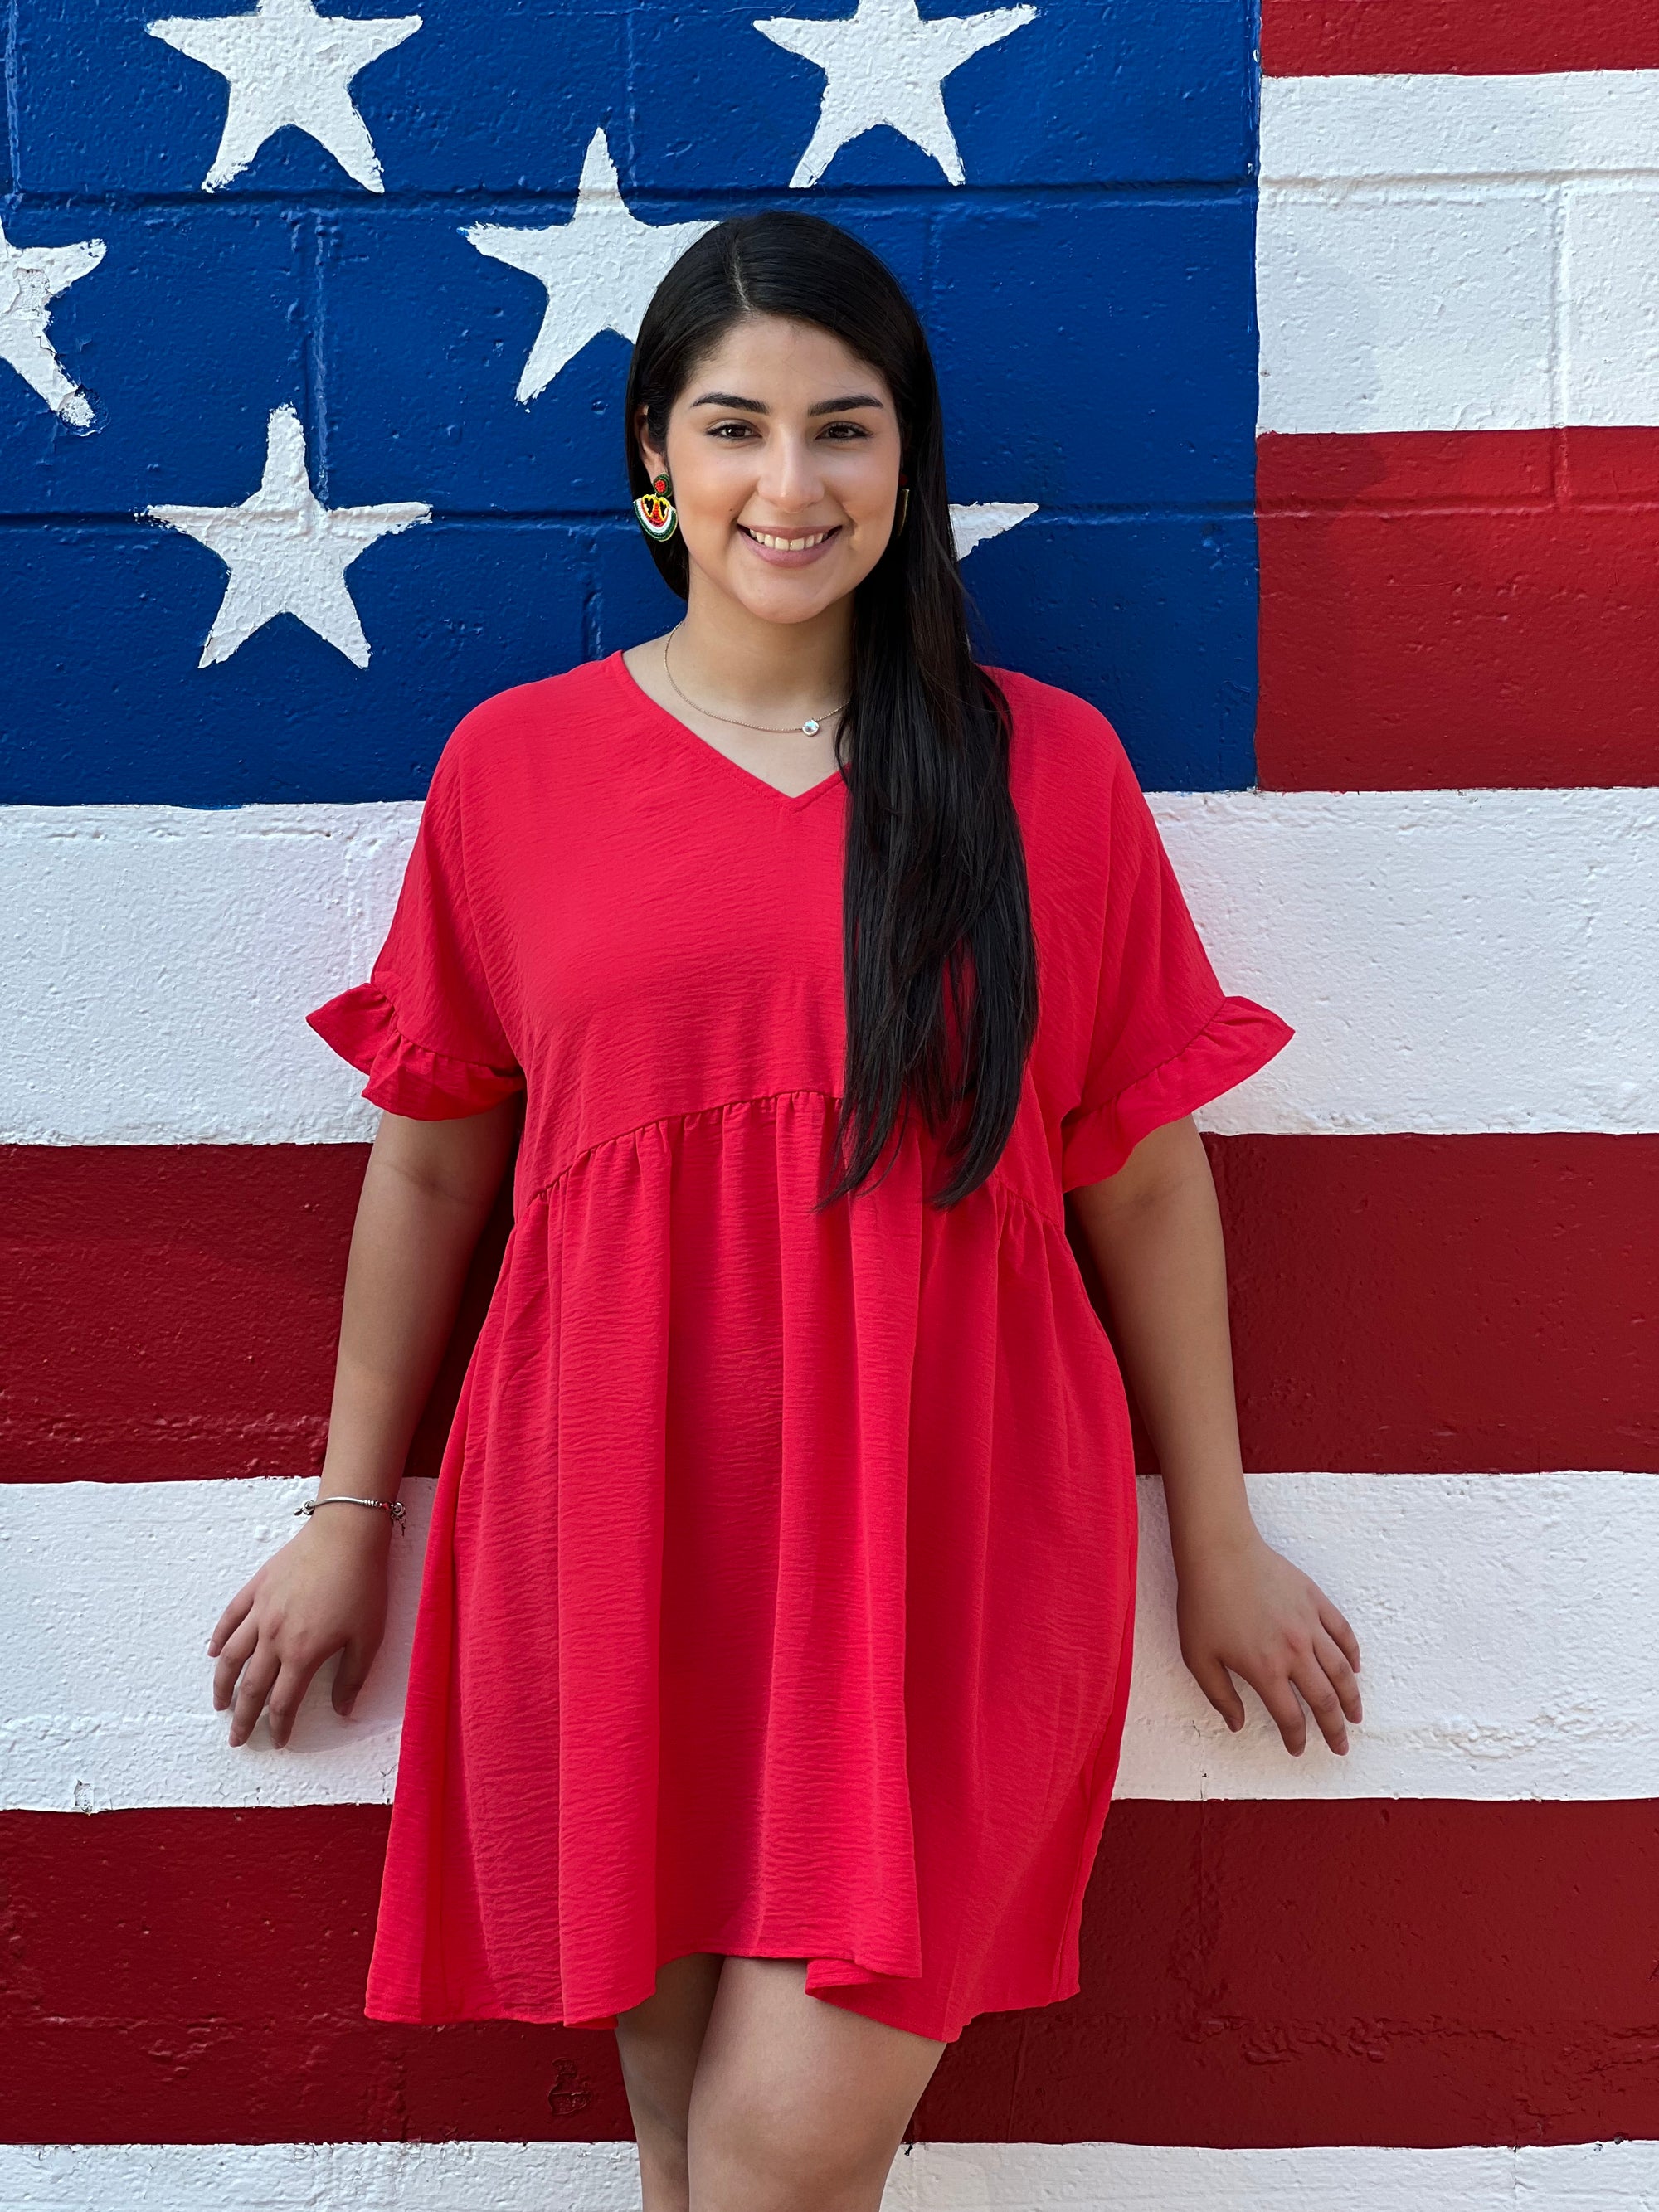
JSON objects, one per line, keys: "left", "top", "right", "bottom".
{"left": 1068, "top": 1114, "right": 1363, "bottom": 1757}
{"left": 207, "top": 1096, "right": 521, "bottom": 1748}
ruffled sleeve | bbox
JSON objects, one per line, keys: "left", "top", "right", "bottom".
{"left": 305, "top": 734, "right": 525, "bottom": 1121}
{"left": 1058, "top": 726, "right": 1294, "bottom": 1190}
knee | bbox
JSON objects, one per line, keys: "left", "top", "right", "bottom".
{"left": 623, "top": 2059, "right": 698, "bottom": 2208}
{"left": 634, "top": 2096, "right": 693, "bottom": 2212}
{"left": 691, "top": 2098, "right": 893, "bottom": 2211}
{"left": 629, "top": 2063, "right": 693, "bottom": 2153}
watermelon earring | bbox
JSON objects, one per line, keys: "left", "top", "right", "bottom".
{"left": 634, "top": 473, "right": 678, "bottom": 544}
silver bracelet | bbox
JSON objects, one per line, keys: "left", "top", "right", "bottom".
{"left": 295, "top": 1494, "right": 406, "bottom": 1530}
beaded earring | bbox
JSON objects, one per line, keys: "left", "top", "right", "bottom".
{"left": 633, "top": 474, "right": 678, "bottom": 543}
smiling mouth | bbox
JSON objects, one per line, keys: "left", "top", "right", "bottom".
{"left": 740, "top": 525, "right": 840, "bottom": 552}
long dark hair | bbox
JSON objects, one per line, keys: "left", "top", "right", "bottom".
{"left": 625, "top": 210, "right": 1038, "bottom": 1210}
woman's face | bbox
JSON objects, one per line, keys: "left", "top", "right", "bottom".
{"left": 639, "top": 313, "right": 904, "bottom": 630}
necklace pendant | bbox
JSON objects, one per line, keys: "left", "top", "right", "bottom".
{"left": 801, "top": 718, "right": 820, "bottom": 737}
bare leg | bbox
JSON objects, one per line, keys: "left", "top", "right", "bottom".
{"left": 615, "top": 1952, "right": 725, "bottom": 2212}
{"left": 687, "top": 1957, "right": 947, "bottom": 2212}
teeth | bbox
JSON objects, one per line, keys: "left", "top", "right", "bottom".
{"left": 747, "top": 527, "right": 832, "bottom": 552}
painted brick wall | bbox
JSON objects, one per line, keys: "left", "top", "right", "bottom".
{"left": 2, "top": 0, "right": 1657, "bottom": 2204}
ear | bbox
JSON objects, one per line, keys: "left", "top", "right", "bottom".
{"left": 634, "top": 403, "right": 667, "bottom": 482}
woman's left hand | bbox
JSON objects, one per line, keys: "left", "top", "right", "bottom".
{"left": 1175, "top": 1527, "right": 1363, "bottom": 1757}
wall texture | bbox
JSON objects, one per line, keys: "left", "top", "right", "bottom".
{"left": 2, "top": 0, "right": 1657, "bottom": 2204}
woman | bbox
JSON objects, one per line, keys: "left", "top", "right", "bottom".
{"left": 208, "top": 211, "right": 1362, "bottom": 2211}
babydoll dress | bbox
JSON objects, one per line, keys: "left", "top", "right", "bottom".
{"left": 305, "top": 652, "right": 1294, "bottom": 2045}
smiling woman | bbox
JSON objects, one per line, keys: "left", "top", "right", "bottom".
{"left": 624, "top": 324, "right": 899, "bottom": 780}
{"left": 219, "top": 210, "right": 1341, "bottom": 2212}
{"left": 621, "top": 213, "right": 1039, "bottom": 1208}
{"left": 636, "top": 333, "right": 898, "bottom": 748}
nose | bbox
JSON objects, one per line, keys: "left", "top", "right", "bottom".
{"left": 755, "top": 430, "right": 825, "bottom": 515}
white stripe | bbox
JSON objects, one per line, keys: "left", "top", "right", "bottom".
{"left": 1159, "top": 787, "right": 1659, "bottom": 1140}
{"left": 1258, "top": 71, "right": 1659, "bottom": 431}
{"left": 0, "top": 2137, "right": 1654, "bottom": 2210}
{"left": 2, "top": 790, "right": 1656, "bottom": 1144}
{"left": 0, "top": 802, "right": 422, "bottom": 1147}
{"left": 3, "top": 1472, "right": 1655, "bottom": 1811}
{"left": 1262, "top": 70, "right": 1659, "bottom": 183}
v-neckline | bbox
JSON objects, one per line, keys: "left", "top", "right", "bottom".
{"left": 608, "top": 649, "right": 846, "bottom": 814}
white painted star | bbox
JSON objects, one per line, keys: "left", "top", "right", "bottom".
{"left": 757, "top": 0, "right": 1036, "bottom": 188}
{"left": 0, "top": 220, "right": 106, "bottom": 428}
{"left": 145, "top": 404, "right": 430, "bottom": 667}
{"left": 147, "top": 0, "right": 421, "bottom": 192}
{"left": 951, "top": 501, "right": 1037, "bottom": 559}
{"left": 465, "top": 129, "right": 717, "bottom": 404}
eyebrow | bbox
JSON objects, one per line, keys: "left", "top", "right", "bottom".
{"left": 688, "top": 391, "right": 887, "bottom": 416}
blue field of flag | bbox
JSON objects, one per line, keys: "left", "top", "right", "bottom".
{"left": 1, "top": 0, "right": 1259, "bottom": 802}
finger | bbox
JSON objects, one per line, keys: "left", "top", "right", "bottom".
{"left": 1289, "top": 1652, "right": 1351, "bottom": 1755}
{"left": 228, "top": 1647, "right": 280, "bottom": 1748}
{"left": 207, "top": 1580, "right": 256, "bottom": 1658}
{"left": 1256, "top": 1675, "right": 1310, "bottom": 1757}
{"left": 265, "top": 1656, "right": 319, "bottom": 1751}
{"left": 1316, "top": 1597, "right": 1363, "bottom": 1675}
{"left": 1314, "top": 1626, "right": 1364, "bottom": 1724}
{"left": 332, "top": 1638, "right": 375, "bottom": 1719}
{"left": 212, "top": 1616, "right": 260, "bottom": 1712}
{"left": 1190, "top": 1655, "right": 1248, "bottom": 1733}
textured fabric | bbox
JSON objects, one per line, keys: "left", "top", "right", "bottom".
{"left": 305, "top": 653, "right": 1294, "bottom": 2044}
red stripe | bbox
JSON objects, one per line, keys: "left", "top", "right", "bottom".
{"left": 1209, "top": 1137, "right": 1659, "bottom": 1476}
{"left": 1262, "top": 0, "right": 1659, "bottom": 76}
{"left": 1257, "top": 430, "right": 1659, "bottom": 792}
{"left": 7, "top": 1135, "right": 1657, "bottom": 1482}
{"left": 3, "top": 1800, "right": 1655, "bottom": 2144}
{"left": 0, "top": 1144, "right": 516, "bottom": 1483}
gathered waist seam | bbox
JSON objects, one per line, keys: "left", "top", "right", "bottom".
{"left": 526, "top": 1088, "right": 840, "bottom": 1207}
{"left": 522, "top": 1087, "right": 1060, "bottom": 1228}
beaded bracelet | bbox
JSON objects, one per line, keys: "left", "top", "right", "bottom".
{"left": 295, "top": 1495, "right": 406, "bottom": 1531}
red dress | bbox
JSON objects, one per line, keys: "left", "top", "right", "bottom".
{"left": 305, "top": 652, "right": 1293, "bottom": 2044}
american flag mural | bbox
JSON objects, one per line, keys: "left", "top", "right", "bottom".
{"left": 2, "top": 0, "right": 1657, "bottom": 2199}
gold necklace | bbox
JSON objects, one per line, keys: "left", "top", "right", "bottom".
{"left": 662, "top": 625, "right": 847, "bottom": 738}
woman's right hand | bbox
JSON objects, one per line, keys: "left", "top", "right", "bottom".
{"left": 207, "top": 1506, "right": 394, "bottom": 1749}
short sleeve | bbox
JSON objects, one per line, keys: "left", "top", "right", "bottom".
{"left": 305, "top": 735, "right": 526, "bottom": 1121}
{"left": 1058, "top": 732, "right": 1294, "bottom": 1189}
